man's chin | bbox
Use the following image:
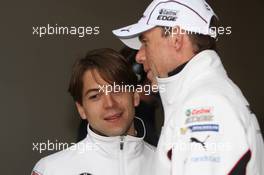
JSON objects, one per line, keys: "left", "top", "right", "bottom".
{"left": 147, "top": 74, "right": 158, "bottom": 87}
{"left": 104, "top": 129, "right": 127, "bottom": 137}
{"left": 100, "top": 125, "right": 128, "bottom": 137}
{"left": 90, "top": 126, "right": 125, "bottom": 137}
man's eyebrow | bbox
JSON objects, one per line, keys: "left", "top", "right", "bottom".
{"left": 84, "top": 88, "right": 100, "bottom": 97}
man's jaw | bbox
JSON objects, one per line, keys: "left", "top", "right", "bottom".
{"left": 146, "top": 70, "right": 153, "bottom": 81}
{"left": 146, "top": 70, "right": 159, "bottom": 87}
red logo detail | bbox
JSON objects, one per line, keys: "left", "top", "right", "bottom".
{"left": 192, "top": 108, "right": 211, "bottom": 115}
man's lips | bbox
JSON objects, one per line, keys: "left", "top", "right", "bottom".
{"left": 104, "top": 112, "right": 122, "bottom": 122}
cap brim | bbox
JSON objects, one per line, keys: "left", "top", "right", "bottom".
{"left": 112, "top": 23, "right": 154, "bottom": 50}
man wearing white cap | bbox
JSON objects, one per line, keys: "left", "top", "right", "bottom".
{"left": 113, "top": 0, "right": 264, "bottom": 174}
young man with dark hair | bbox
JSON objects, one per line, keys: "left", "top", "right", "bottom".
{"left": 113, "top": 0, "right": 264, "bottom": 174}
{"left": 31, "top": 48, "right": 154, "bottom": 175}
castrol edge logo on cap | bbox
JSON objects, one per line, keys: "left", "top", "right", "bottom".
{"left": 157, "top": 8, "right": 178, "bottom": 21}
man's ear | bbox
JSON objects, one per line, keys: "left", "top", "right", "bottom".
{"left": 169, "top": 26, "right": 183, "bottom": 50}
{"left": 75, "top": 102, "right": 86, "bottom": 120}
{"left": 133, "top": 92, "right": 140, "bottom": 107}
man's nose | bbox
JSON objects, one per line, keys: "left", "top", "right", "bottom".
{"left": 135, "top": 46, "right": 145, "bottom": 64}
{"left": 103, "top": 93, "right": 116, "bottom": 108}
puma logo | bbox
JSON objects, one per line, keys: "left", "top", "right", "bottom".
{"left": 190, "top": 135, "right": 210, "bottom": 150}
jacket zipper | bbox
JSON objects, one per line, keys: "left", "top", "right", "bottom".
{"left": 119, "top": 136, "right": 125, "bottom": 175}
{"left": 120, "top": 136, "right": 124, "bottom": 150}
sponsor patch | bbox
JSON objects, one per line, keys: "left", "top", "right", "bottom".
{"left": 190, "top": 124, "right": 219, "bottom": 132}
{"left": 191, "top": 155, "right": 220, "bottom": 163}
{"left": 180, "top": 127, "right": 189, "bottom": 135}
{"left": 185, "top": 115, "right": 213, "bottom": 124}
{"left": 185, "top": 107, "right": 212, "bottom": 117}
{"left": 185, "top": 107, "right": 214, "bottom": 124}
{"left": 157, "top": 8, "right": 178, "bottom": 21}
{"left": 180, "top": 124, "right": 219, "bottom": 134}
{"left": 190, "top": 135, "right": 210, "bottom": 150}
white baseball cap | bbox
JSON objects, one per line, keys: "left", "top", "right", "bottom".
{"left": 112, "top": 0, "right": 217, "bottom": 50}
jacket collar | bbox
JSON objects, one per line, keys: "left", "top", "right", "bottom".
{"left": 85, "top": 117, "right": 146, "bottom": 158}
{"left": 157, "top": 50, "right": 226, "bottom": 124}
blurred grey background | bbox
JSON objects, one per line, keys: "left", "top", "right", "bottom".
{"left": 0, "top": 0, "right": 263, "bottom": 174}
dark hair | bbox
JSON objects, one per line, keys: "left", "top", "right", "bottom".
{"left": 188, "top": 16, "right": 218, "bottom": 54}
{"left": 119, "top": 46, "right": 146, "bottom": 84}
{"left": 68, "top": 48, "right": 138, "bottom": 105}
